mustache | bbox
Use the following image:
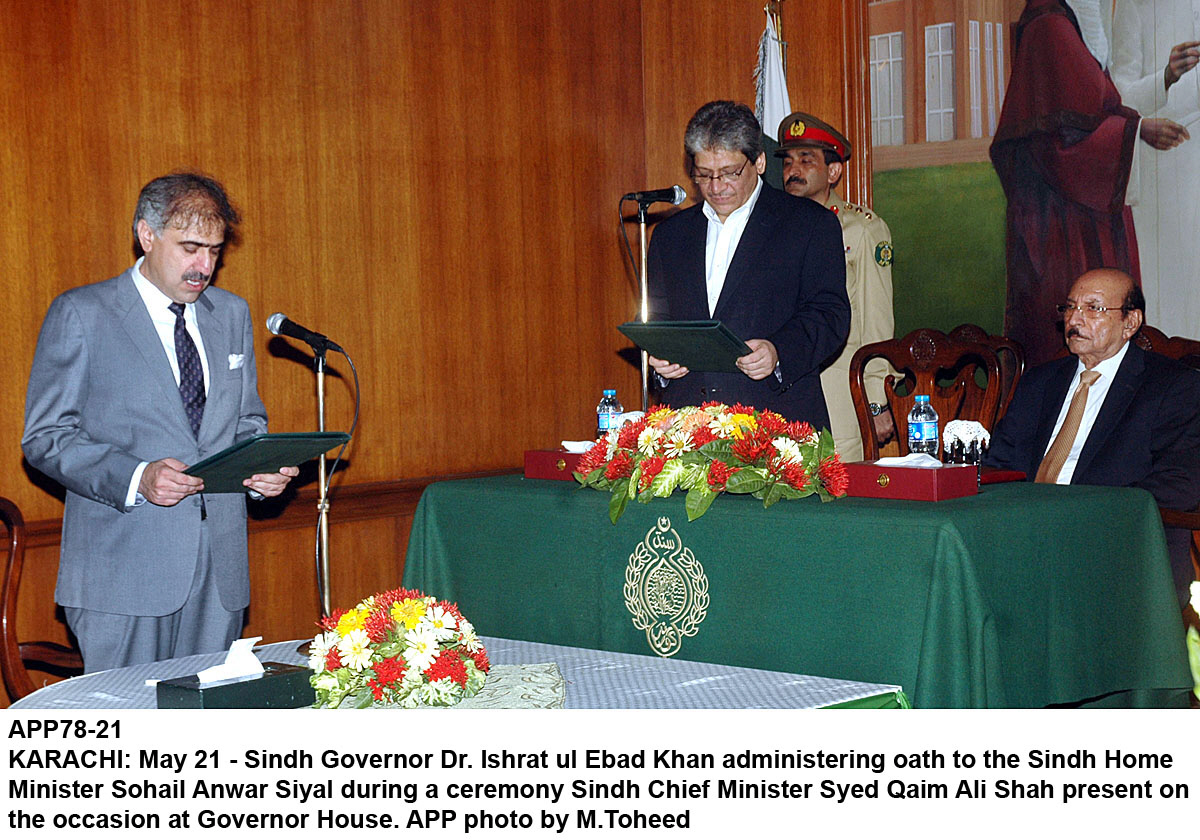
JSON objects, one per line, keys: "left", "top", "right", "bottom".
{"left": 183, "top": 270, "right": 209, "bottom": 283}
{"left": 785, "top": 175, "right": 806, "bottom": 186}
{"left": 1066, "top": 326, "right": 1083, "bottom": 338}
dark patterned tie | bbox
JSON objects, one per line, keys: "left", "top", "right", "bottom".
{"left": 169, "top": 302, "right": 206, "bottom": 437}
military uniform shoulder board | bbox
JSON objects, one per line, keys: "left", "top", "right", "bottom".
{"left": 874, "top": 241, "right": 893, "bottom": 267}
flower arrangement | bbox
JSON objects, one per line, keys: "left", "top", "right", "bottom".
{"left": 308, "top": 587, "right": 490, "bottom": 708}
{"left": 574, "top": 402, "right": 848, "bottom": 522}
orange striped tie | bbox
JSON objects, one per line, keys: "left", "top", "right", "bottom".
{"left": 1035, "top": 369, "right": 1101, "bottom": 484}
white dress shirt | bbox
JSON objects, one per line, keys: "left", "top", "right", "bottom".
{"left": 702, "top": 177, "right": 763, "bottom": 316}
{"left": 125, "top": 258, "right": 212, "bottom": 507}
{"left": 1043, "top": 340, "right": 1130, "bottom": 484}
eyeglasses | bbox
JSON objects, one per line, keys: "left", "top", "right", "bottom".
{"left": 691, "top": 158, "right": 750, "bottom": 185}
{"left": 1055, "top": 303, "right": 1128, "bottom": 317}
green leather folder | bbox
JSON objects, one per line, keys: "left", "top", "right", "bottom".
{"left": 618, "top": 320, "right": 751, "bottom": 373}
{"left": 184, "top": 432, "right": 351, "bottom": 493}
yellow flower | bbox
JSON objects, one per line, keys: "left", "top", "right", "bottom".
{"left": 336, "top": 608, "right": 367, "bottom": 636}
{"left": 391, "top": 598, "right": 427, "bottom": 630}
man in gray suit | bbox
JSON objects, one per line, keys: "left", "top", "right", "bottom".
{"left": 23, "top": 172, "right": 297, "bottom": 672}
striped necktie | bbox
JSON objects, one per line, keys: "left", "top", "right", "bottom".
{"left": 168, "top": 302, "right": 206, "bottom": 438}
{"left": 1035, "top": 369, "right": 1101, "bottom": 484}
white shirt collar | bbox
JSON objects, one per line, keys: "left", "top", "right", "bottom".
{"left": 701, "top": 176, "right": 764, "bottom": 226}
{"left": 132, "top": 256, "right": 190, "bottom": 316}
{"left": 1078, "top": 337, "right": 1130, "bottom": 380}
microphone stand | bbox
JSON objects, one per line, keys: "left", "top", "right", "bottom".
{"left": 637, "top": 201, "right": 651, "bottom": 412}
{"left": 312, "top": 345, "right": 333, "bottom": 617}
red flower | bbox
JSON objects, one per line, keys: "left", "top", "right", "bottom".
{"left": 707, "top": 459, "right": 740, "bottom": 490}
{"left": 605, "top": 450, "right": 634, "bottom": 480}
{"left": 470, "top": 648, "right": 491, "bottom": 673}
{"left": 757, "top": 410, "right": 787, "bottom": 437}
{"left": 576, "top": 440, "right": 608, "bottom": 475}
{"left": 731, "top": 431, "right": 773, "bottom": 463}
{"left": 638, "top": 456, "right": 666, "bottom": 491}
{"left": 616, "top": 417, "right": 647, "bottom": 450}
{"left": 425, "top": 648, "right": 468, "bottom": 687}
{"left": 364, "top": 608, "right": 395, "bottom": 644}
{"left": 818, "top": 454, "right": 849, "bottom": 497}
{"left": 437, "top": 600, "right": 465, "bottom": 622}
{"left": 782, "top": 461, "right": 809, "bottom": 490}
{"left": 371, "top": 655, "right": 407, "bottom": 687}
{"left": 699, "top": 400, "right": 723, "bottom": 410}
{"left": 729, "top": 403, "right": 755, "bottom": 415}
{"left": 690, "top": 425, "right": 717, "bottom": 448}
{"left": 324, "top": 647, "right": 343, "bottom": 670}
{"left": 318, "top": 608, "right": 347, "bottom": 632}
{"left": 786, "top": 421, "right": 815, "bottom": 442}
{"left": 368, "top": 678, "right": 385, "bottom": 701}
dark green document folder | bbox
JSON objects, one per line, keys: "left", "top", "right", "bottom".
{"left": 184, "top": 432, "right": 351, "bottom": 493}
{"left": 618, "top": 320, "right": 751, "bottom": 373}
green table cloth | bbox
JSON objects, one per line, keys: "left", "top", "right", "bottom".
{"left": 402, "top": 475, "right": 1190, "bottom": 707}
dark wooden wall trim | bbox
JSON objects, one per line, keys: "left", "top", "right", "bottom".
{"left": 20, "top": 471, "right": 519, "bottom": 549}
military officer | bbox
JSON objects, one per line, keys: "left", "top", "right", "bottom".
{"left": 776, "top": 111, "right": 896, "bottom": 460}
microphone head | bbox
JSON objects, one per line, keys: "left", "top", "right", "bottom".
{"left": 266, "top": 312, "right": 286, "bottom": 335}
{"left": 670, "top": 185, "right": 686, "bottom": 205}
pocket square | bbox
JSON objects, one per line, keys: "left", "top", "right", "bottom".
{"left": 228, "top": 354, "right": 246, "bottom": 370}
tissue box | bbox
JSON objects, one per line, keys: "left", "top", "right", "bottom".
{"left": 155, "top": 662, "right": 315, "bottom": 709}
{"left": 524, "top": 449, "right": 583, "bottom": 481}
{"left": 843, "top": 461, "right": 978, "bottom": 501}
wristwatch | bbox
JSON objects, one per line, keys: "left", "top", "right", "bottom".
{"left": 869, "top": 402, "right": 886, "bottom": 417}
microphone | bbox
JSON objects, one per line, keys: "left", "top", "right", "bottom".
{"left": 266, "top": 312, "right": 343, "bottom": 353}
{"left": 621, "top": 185, "right": 687, "bottom": 206}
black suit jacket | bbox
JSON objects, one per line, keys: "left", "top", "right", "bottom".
{"left": 986, "top": 343, "right": 1200, "bottom": 600}
{"left": 646, "top": 183, "right": 850, "bottom": 427}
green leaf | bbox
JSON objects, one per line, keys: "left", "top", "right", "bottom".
{"left": 762, "top": 481, "right": 785, "bottom": 508}
{"left": 679, "top": 463, "right": 706, "bottom": 490}
{"left": 700, "top": 439, "right": 734, "bottom": 461}
{"left": 725, "top": 466, "right": 768, "bottom": 495}
{"left": 609, "top": 479, "right": 631, "bottom": 523}
{"left": 685, "top": 484, "right": 718, "bottom": 520}
{"left": 652, "top": 459, "right": 686, "bottom": 497}
{"left": 817, "top": 428, "right": 837, "bottom": 461}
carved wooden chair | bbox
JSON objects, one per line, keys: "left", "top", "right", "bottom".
{"left": 948, "top": 324, "right": 1025, "bottom": 422}
{"left": 849, "top": 328, "right": 1002, "bottom": 460}
{"left": 1, "top": 497, "right": 83, "bottom": 701}
{"left": 1134, "top": 326, "right": 1200, "bottom": 582}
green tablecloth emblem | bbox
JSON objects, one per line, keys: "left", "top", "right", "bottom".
{"left": 624, "top": 517, "right": 710, "bottom": 657}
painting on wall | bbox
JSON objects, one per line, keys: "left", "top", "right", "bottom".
{"left": 867, "top": 0, "right": 1199, "bottom": 355}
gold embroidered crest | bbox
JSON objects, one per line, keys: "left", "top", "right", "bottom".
{"left": 624, "top": 517, "right": 709, "bottom": 657}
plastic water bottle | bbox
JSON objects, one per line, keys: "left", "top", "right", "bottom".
{"left": 907, "top": 395, "right": 940, "bottom": 456}
{"left": 596, "top": 389, "right": 623, "bottom": 440}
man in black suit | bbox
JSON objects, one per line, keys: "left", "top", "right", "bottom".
{"left": 646, "top": 101, "right": 850, "bottom": 428}
{"left": 986, "top": 268, "right": 1200, "bottom": 604}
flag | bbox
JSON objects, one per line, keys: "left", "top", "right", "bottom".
{"left": 755, "top": 10, "right": 791, "bottom": 190}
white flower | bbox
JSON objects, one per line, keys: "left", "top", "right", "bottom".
{"left": 709, "top": 413, "right": 737, "bottom": 438}
{"left": 662, "top": 432, "right": 692, "bottom": 458}
{"left": 336, "top": 628, "right": 374, "bottom": 671}
{"left": 404, "top": 626, "right": 441, "bottom": 672}
{"left": 458, "top": 619, "right": 481, "bottom": 652}
{"left": 637, "top": 426, "right": 661, "bottom": 455}
{"left": 772, "top": 437, "right": 803, "bottom": 465}
{"left": 419, "top": 604, "right": 459, "bottom": 641}
{"left": 308, "top": 631, "right": 339, "bottom": 672}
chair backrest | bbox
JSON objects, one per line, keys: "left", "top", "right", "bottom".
{"left": 1135, "top": 325, "right": 1200, "bottom": 370}
{"left": 849, "top": 328, "right": 1002, "bottom": 459}
{"left": 1, "top": 497, "right": 82, "bottom": 701}
{"left": 948, "top": 324, "right": 1025, "bottom": 420}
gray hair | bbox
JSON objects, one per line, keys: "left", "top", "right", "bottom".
{"left": 683, "top": 101, "right": 763, "bottom": 167}
{"left": 132, "top": 171, "right": 241, "bottom": 246}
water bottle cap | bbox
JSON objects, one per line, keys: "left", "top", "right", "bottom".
{"left": 603, "top": 389, "right": 616, "bottom": 396}
{"left": 915, "top": 395, "right": 930, "bottom": 403}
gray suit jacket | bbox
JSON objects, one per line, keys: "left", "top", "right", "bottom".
{"left": 23, "top": 269, "right": 268, "bottom": 616}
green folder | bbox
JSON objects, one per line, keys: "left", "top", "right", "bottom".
{"left": 184, "top": 432, "right": 351, "bottom": 493}
{"left": 618, "top": 320, "right": 751, "bottom": 373}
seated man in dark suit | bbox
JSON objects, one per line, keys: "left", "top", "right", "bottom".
{"left": 986, "top": 268, "right": 1200, "bottom": 604}
{"left": 646, "top": 100, "right": 850, "bottom": 428}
